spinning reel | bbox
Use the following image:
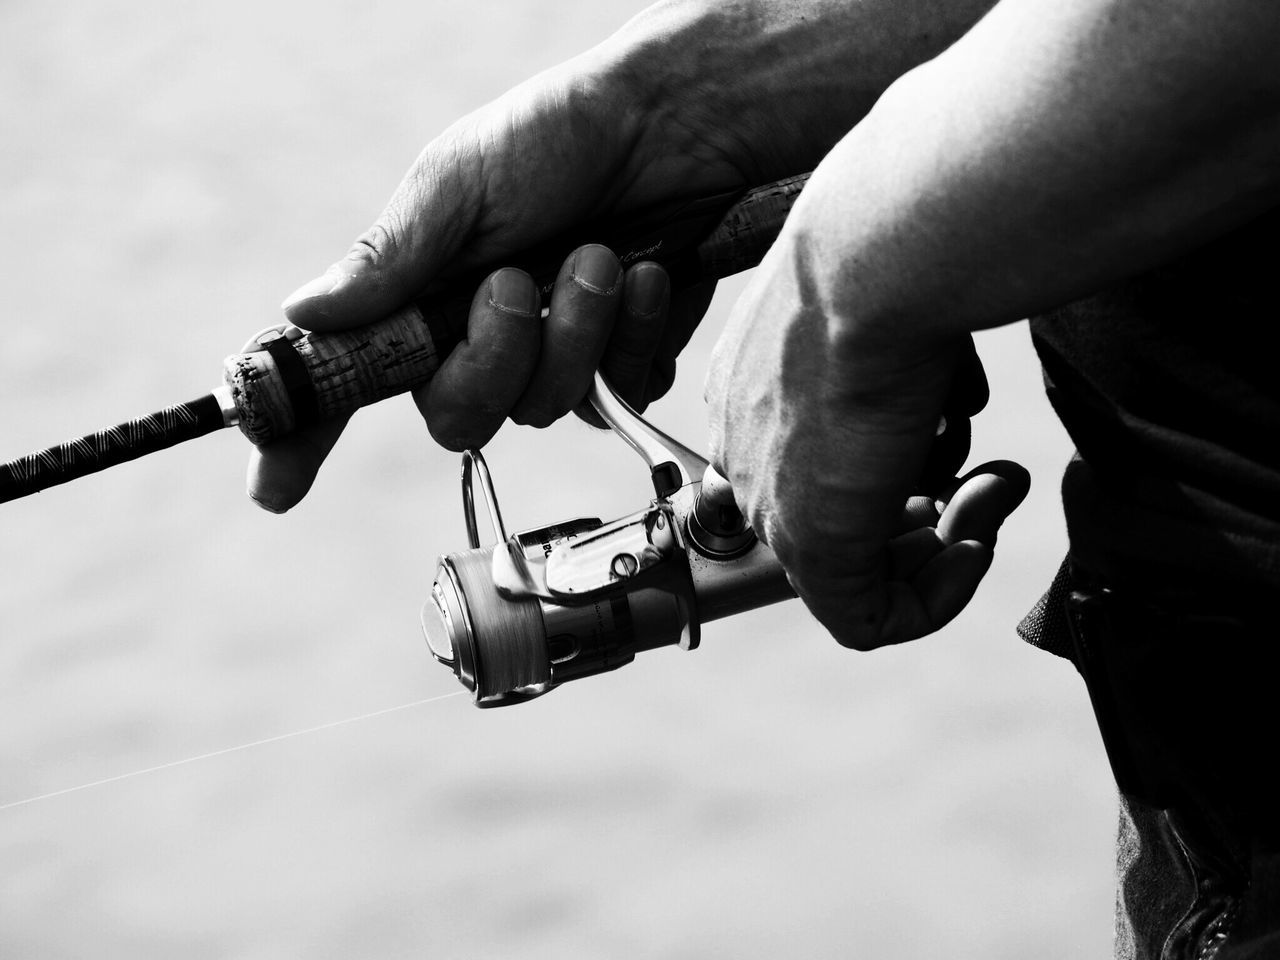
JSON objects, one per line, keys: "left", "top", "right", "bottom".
{"left": 421, "top": 374, "right": 795, "bottom": 707}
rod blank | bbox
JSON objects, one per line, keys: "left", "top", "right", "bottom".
{"left": 0, "top": 394, "right": 229, "bottom": 503}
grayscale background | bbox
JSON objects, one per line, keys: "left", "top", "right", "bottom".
{"left": 0, "top": 2, "right": 1113, "bottom": 957}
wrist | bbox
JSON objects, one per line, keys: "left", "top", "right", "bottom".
{"left": 595, "top": 0, "right": 995, "bottom": 186}
{"left": 777, "top": 190, "right": 961, "bottom": 385}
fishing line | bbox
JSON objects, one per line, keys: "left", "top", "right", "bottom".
{"left": 0, "top": 690, "right": 465, "bottom": 813}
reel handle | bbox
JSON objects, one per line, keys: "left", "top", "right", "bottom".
{"left": 222, "top": 174, "right": 811, "bottom": 445}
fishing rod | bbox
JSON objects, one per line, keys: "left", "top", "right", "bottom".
{"left": 2, "top": 169, "right": 982, "bottom": 708}
{"left": 0, "top": 174, "right": 812, "bottom": 503}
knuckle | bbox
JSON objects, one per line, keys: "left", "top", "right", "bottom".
{"left": 347, "top": 219, "right": 400, "bottom": 270}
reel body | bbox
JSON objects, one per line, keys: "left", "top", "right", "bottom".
{"left": 421, "top": 375, "right": 794, "bottom": 707}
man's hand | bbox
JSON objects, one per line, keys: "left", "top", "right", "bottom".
{"left": 706, "top": 235, "right": 1029, "bottom": 649}
{"left": 246, "top": 60, "right": 731, "bottom": 512}
{"left": 244, "top": 0, "right": 997, "bottom": 512}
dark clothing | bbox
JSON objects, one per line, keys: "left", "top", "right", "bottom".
{"left": 1063, "top": 573, "right": 1278, "bottom": 960}
{"left": 1028, "top": 205, "right": 1280, "bottom": 599}
{"left": 1020, "top": 208, "right": 1280, "bottom": 957}
{"left": 1117, "top": 789, "right": 1280, "bottom": 960}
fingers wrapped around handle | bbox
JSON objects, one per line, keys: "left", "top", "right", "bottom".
{"left": 242, "top": 247, "right": 707, "bottom": 510}
{"left": 415, "top": 267, "right": 543, "bottom": 451}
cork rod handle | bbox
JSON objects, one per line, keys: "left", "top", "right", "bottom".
{"left": 223, "top": 173, "right": 810, "bottom": 446}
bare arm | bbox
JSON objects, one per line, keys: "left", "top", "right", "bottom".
{"left": 800, "top": 0, "right": 1280, "bottom": 336}
{"left": 708, "top": 0, "right": 1280, "bottom": 647}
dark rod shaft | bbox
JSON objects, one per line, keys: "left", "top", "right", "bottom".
{"left": 0, "top": 393, "right": 228, "bottom": 504}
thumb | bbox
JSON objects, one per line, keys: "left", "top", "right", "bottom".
{"left": 280, "top": 137, "right": 483, "bottom": 332}
{"left": 936, "top": 460, "right": 1031, "bottom": 546}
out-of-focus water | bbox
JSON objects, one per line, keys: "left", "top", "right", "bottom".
{"left": 0, "top": 2, "right": 1112, "bottom": 957}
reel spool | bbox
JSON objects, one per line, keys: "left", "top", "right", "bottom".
{"left": 421, "top": 374, "right": 795, "bottom": 707}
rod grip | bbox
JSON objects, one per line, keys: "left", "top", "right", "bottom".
{"left": 223, "top": 173, "right": 811, "bottom": 446}
{"left": 224, "top": 299, "right": 460, "bottom": 444}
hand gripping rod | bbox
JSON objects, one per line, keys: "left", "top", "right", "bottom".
{"left": 0, "top": 174, "right": 809, "bottom": 504}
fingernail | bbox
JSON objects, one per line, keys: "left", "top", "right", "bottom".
{"left": 248, "top": 489, "right": 290, "bottom": 514}
{"left": 281, "top": 268, "right": 342, "bottom": 311}
{"left": 571, "top": 245, "right": 622, "bottom": 294}
{"left": 488, "top": 267, "right": 540, "bottom": 315}
{"left": 627, "top": 262, "right": 668, "bottom": 317}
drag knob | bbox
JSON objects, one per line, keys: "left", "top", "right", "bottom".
{"left": 686, "top": 466, "right": 757, "bottom": 559}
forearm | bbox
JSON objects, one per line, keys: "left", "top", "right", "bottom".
{"left": 785, "top": 0, "right": 1280, "bottom": 351}
{"left": 592, "top": 0, "right": 999, "bottom": 187}
{"left": 707, "top": 0, "right": 1280, "bottom": 646}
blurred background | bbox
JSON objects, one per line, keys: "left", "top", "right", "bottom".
{"left": 0, "top": 1, "right": 1113, "bottom": 957}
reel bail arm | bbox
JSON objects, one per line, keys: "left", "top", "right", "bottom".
{"left": 421, "top": 375, "right": 795, "bottom": 707}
